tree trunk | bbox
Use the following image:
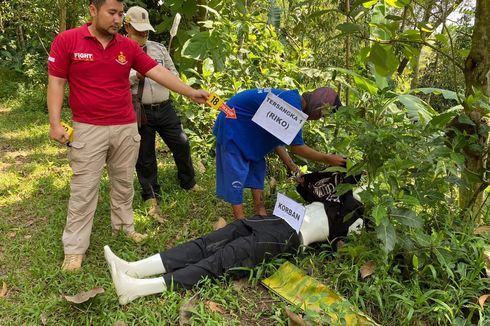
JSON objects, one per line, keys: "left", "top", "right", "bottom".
{"left": 66, "top": 0, "right": 80, "bottom": 30}
{"left": 398, "top": 0, "right": 463, "bottom": 80}
{"left": 16, "top": 25, "right": 26, "bottom": 50}
{"left": 344, "top": 0, "right": 350, "bottom": 106}
{"left": 464, "top": 1, "right": 490, "bottom": 98}
{"left": 410, "top": 0, "right": 436, "bottom": 89}
{"left": 460, "top": 0, "right": 490, "bottom": 215}
{"left": 59, "top": 0, "right": 67, "bottom": 32}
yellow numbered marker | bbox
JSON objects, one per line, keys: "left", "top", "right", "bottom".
{"left": 206, "top": 94, "right": 225, "bottom": 110}
{"left": 206, "top": 93, "right": 236, "bottom": 119}
{"left": 61, "top": 122, "right": 74, "bottom": 143}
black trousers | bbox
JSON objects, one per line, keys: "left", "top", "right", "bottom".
{"left": 136, "top": 101, "right": 196, "bottom": 201}
{"left": 161, "top": 216, "right": 299, "bottom": 290}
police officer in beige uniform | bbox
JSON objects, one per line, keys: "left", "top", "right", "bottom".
{"left": 125, "top": 6, "right": 202, "bottom": 222}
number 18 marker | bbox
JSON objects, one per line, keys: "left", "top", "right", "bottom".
{"left": 206, "top": 94, "right": 237, "bottom": 119}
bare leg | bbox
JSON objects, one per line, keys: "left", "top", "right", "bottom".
{"left": 251, "top": 189, "right": 267, "bottom": 216}
{"left": 232, "top": 204, "right": 246, "bottom": 220}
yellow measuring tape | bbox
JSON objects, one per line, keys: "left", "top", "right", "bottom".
{"left": 61, "top": 122, "right": 74, "bottom": 143}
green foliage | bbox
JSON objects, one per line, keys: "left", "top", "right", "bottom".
{"left": 0, "top": 68, "right": 47, "bottom": 113}
{"left": 329, "top": 85, "right": 459, "bottom": 241}
{"left": 0, "top": 0, "right": 85, "bottom": 113}
{"left": 0, "top": 68, "right": 23, "bottom": 101}
{"left": 2, "top": 0, "right": 490, "bottom": 324}
{"left": 278, "top": 223, "right": 490, "bottom": 325}
{"left": 176, "top": 2, "right": 315, "bottom": 158}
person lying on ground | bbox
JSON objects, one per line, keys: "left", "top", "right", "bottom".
{"left": 104, "top": 172, "right": 364, "bottom": 305}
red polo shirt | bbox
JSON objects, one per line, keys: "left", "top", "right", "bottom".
{"left": 48, "top": 23, "right": 157, "bottom": 125}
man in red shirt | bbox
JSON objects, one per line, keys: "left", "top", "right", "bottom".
{"left": 47, "top": 0, "right": 208, "bottom": 271}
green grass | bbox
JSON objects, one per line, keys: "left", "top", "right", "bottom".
{"left": 0, "top": 101, "right": 293, "bottom": 325}
{"left": 1, "top": 79, "right": 490, "bottom": 325}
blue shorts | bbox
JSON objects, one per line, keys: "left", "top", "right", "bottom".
{"left": 216, "top": 142, "right": 266, "bottom": 205}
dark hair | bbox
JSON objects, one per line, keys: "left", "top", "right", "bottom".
{"left": 90, "top": 0, "right": 123, "bottom": 10}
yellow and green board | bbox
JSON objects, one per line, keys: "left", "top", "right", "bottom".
{"left": 262, "top": 261, "right": 379, "bottom": 325}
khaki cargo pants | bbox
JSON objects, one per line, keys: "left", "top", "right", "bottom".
{"left": 62, "top": 122, "right": 141, "bottom": 255}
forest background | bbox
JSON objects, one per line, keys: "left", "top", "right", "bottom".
{"left": 1, "top": 0, "right": 490, "bottom": 324}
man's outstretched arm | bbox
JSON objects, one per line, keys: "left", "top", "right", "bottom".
{"left": 290, "top": 144, "right": 346, "bottom": 166}
{"left": 145, "top": 65, "right": 209, "bottom": 104}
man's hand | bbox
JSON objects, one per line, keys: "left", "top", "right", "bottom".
{"left": 290, "top": 145, "right": 347, "bottom": 168}
{"left": 189, "top": 89, "right": 210, "bottom": 104}
{"left": 145, "top": 66, "right": 210, "bottom": 104}
{"left": 293, "top": 169, "right": 304, "bottom": 184}
{"left": 326, "top": 154, "right": 347, "bottom": 167}
{"left": 49, "top": 124, "right": 69, "bottom": 145}
{"left": 136, "top": 72, "right": 144, "bottom": 80}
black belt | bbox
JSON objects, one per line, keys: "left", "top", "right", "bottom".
{"left": 142, "top": 100, "right": 171, "bottom": 110}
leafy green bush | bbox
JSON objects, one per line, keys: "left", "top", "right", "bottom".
{"left": 0, "top": 52, "right": 48, "bottom": 112}
{"left": 0, "top": 67, "right": 23, "bottom": 101}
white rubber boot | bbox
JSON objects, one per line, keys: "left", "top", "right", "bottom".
{"left": 104, "top": 245, "right": 165, "bottom": 278}
{"left": 299, "top": 202, "right": 330, "bottom": 246}
{"left": 110, "top": 262, "right": 166, "bottom": 305}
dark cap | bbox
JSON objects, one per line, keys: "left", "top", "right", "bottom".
{"left": 302, "top": 87, "right": 342, "bottom": 120}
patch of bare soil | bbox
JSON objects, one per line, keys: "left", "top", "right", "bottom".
{"left": 230, "top": 279, "right": 282, "bottom": 325}
{"left": 0, "top": 148, "right": 33, "bottom": 176}
{"left": 0, "top": 143, "right": 14, "bottom": 153}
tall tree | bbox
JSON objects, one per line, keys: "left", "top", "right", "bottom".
{"left": 396, "top": 0, "right": 464, "bottom": 88}
{"left": 459, "top": 0, "right": 490, "bottom": 213}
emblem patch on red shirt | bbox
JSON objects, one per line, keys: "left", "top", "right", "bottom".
{"left": 116, "top": 52, "right": 128, "bottom": 65}
{"left": 73, "top": 53, "right": 94, "bottom": 61}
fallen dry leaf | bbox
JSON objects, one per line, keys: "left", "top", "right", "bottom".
{"left": 484, "top": 248, "right": 490, "bottom": 278}
{"left": 213, "top": 218, "right": 227, "bottom": 231}
{"left": 63, "top": 287, "right": 104, "bottom": 304}
{"left": 231, "top": 279, "right": 249, "bottom": 292}
{"left": 7, "top": 232, "right": 16, "bottom": 238}
{"left": 207, "top": 301, "right": 225, "bottom": 314}
{"left": 360, "top": 260, "right": 376, "bottom": 279}
{"left": 179, "top": 294, "right": 198, "bottom": 326}
{"left": 113, "top": 321, "right": 127, "bottom": 326}
{"left": 40, "top": 313, "right": 48, "bottom": 325}
{"left": 268, "top": 177, "right": 277, "bottom": 195}
{"left": 0, "top": 282, "right": 7, "bottom": 297}
{"left": 196, "top": 160, "right": 206, "bottom": 174}
{"left": 474, "top": 226, "right": 490, "bottom": 235}
{"left": 479, "top": 294, "right": 489, "bottom": 308}
{"left": 24, "top": 235, "right": 32, "bottom": 240}
{"left": 336, "top": 239, "right": 345, "bottom": 250}
{"left": 25, "top": 220, "right": 36, "bottom": 227}
{"left": 285, "top": 308, "right": 310, "bottom": 326}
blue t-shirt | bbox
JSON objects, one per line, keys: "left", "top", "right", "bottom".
{"left": 213, "top": 88, "right": 305, "bottom": 161}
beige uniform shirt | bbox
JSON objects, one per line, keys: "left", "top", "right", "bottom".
{"left": 130, "top": 40, "right": 179, "bottom": 105}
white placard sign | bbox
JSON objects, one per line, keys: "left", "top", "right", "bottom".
{"left": 251, "top": 92, "right": 308, "bottom": 145}
{"left": 273, "top": 193, "right": 306, "bottom": 234}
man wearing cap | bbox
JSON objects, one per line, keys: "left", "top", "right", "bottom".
{"left": 213, "top": 87, "right": 346, "bottom": 219}
{"left": 47, "top": 0, "right": 209, "bottom": 271}
{"left": 125, "top": 6, "right": 202, "bottom": 223}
